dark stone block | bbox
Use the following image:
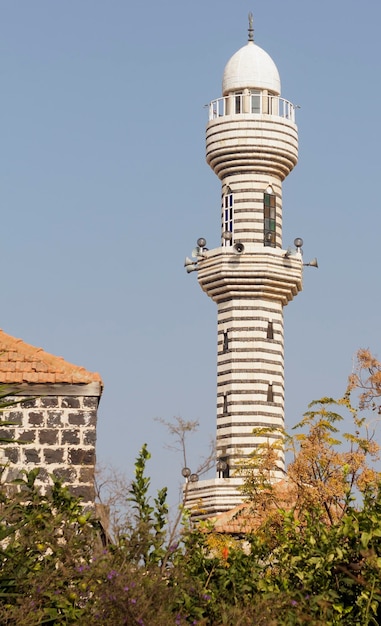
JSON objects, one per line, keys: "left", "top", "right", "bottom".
{"left": 68, "top": 410, "right": 97, "bottom": 427}
{"left": 46, "top": 412, "right": 63, "bottom": 427}
{"left": 70, "top": 485, "right": 95, "bottom": 502}
{"left": 68, "top": 413, "right": 85, "bottom": 426}
{"left": 83, "top": 430, "right": 96, "bottom": 446}
{"left": 41, "top": 397, "right": 59, "bottom": 408}
{"left": 18, "top": 430, "right": 36, "bottom": 443}
{"left": 3, "top": 411, "right": 23, "bottom": 425}
{"left": 0, "top": 429, "right": 15, "bottom": 441}
{"left": 4, "top": 447, "right": 19, "bottom": 463}
{"left": 83, "top": 397, "right": 98, "bottom": 409}
{"left": 79, "top": 467, "right": 94, "bottom": 483}
{"left": 37, "top": 468, "right": 49, "bottom": 483}
{"left": 84, "top": 411, "right": 97, "bottom": 426}
{"left": 69, "top": 449, "right": 95, "bottom": 465}
{"left": 61, "top": 430, "right": 80, "bottom": 445}
{"left": 28, "top": 412, "right": 44, "bottom": 426}
{"left": 24, "top": 449, "right": 41, "bottom": 463}
{"left": 39, "top": 430, "right": 58, "bottom": 445}
{"left": 53, "top": 467, "right": 77, "bottom": 483}
{"left": 21, "top": 399, "right": 38, "bottom": 409}
{"left": 6, "top": 468, "right": 23, "bottom": 482}
{"left": 44, "top": 449, "right": 64, "bottom": 464}
{"left": 62, "top": 397, "right": 80, "bottom": 408}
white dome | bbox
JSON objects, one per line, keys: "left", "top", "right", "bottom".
{"left": 222, "top": 41, "right": 281, "bottom": 96}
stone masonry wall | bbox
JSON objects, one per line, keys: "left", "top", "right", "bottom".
{"left": 0, "top": 395, "right": 98, "bottom": 506}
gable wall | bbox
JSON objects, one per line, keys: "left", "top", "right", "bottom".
{"left": 0, "top": 393, "right": 98, "bottom": 506}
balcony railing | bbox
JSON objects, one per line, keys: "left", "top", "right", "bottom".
{"left": 208, "top": 94, "right": 296, "bottom": 122}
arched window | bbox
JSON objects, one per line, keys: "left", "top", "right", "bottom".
{"left": 267, "top": 383, "right": 274, "bottom": 403}
{"left": 222, "top": 188, "right": 234, "bottom": 246}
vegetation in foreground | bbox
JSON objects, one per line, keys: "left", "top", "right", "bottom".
{"left": 0, "top": 349, "right": 381, "bottom": 624}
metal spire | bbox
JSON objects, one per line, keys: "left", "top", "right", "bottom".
{"left": 248, "top": 12, "right": 254, "bottom": 42}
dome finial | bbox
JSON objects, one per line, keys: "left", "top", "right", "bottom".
{"left": 248, "top": 12, "right": 254, "bottom": 42}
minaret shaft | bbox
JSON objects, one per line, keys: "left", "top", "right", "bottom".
{"left": 216, "top": 297, "right": 284, "bottom": 469}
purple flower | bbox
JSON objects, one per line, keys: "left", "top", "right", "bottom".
{"left": 107, "top": 570, "right": 117, "bottom": 580}
{"left": 291, "top": 600, "right": 298, "bottom": 606}
{"left": 130, "top": 598, "right": 136, "bottom": 604}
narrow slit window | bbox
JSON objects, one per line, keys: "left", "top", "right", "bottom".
{"left": 223, "top": 394, "right": 228, "bottom": 414}
{"left": 264, "top": 191, "right": 276, "bottom": 247}
{"left": 268, "top": 94, "right": 275, "bottom": 115}
{"left": 267, "top": 383, "right": 274, "bottom": 403}
{"left": 222, "top": 192, "right": 234, "bottom": 246}
{"left": 266, "top": 321, "right": 274, "bottom": 340}
{"left": 223, "top": 331, "right": 229, "bottom": 352}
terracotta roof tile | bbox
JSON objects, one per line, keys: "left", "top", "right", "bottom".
{"left": 211, "top": 480, "right": 299, "bottom": 534}
{"left": 211, "top": 503, "right": 257, "bottom": 534}
{"left": 0, "top": 329, "right": 102, "bottom": 386}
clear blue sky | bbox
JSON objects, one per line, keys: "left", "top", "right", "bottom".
{"left": 1, "top": 1, "right": 380, "bottom": 510}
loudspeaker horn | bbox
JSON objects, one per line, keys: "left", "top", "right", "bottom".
{"left": 233, "top": 242, "right": 245, "bottom": 254}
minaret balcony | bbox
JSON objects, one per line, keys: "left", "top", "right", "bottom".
{"left": 206, "top": 102, "right": 298, "bottom": 180}
{"left": 208, "top": 95, "right": 296, "bottom": 122}
{"left": 197, "top": 248, "right": 303, "bottom": 305}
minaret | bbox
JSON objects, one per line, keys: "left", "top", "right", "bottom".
{"left": 185, "top": 17, "right": 303, "bottom": 518}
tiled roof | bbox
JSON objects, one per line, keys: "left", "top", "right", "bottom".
{"left": 0, "top": 329, "right": 102, "bottom": 385}
{"left": 211, "top": 478, "right": 341, "bottom": 534}
{"left": 211, "top": 480, "right": 297, "bottom": 534}
{"left": 211, "top": 503, "right": 257, "bottom": 534}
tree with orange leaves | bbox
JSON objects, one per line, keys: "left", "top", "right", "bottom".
{"left": 349, "top": 348, "right": 381, "bottom": 413}
{"left": 240, "top": 350, "right": 381, "bottom": 525}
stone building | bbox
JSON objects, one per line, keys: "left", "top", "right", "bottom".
{"left": 185, "top": 19, "right": 303, "bottom": 517}
{"left": 0, "top": 328, "right": 102, "bottom": 506}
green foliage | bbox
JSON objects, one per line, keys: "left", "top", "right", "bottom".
{"left": 125, "top": 443, "right": 169, "bottom": 566}
{"left": 1, "top": 354, "right": 381, "bottom": 624}
{"left": 0, "top": 442, "right": 381, "bottom": 624}
{"left": 0, "top": 469, "right": 99, "bottom": 625}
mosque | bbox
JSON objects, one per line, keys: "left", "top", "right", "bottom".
{"left": 184, "top": 17, "right": 306, "bottom": 518}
